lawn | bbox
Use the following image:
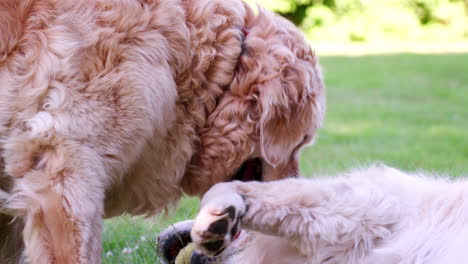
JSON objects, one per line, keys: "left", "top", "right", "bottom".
{"left": 102, "top": 53, "right": 468, "bottom": 263}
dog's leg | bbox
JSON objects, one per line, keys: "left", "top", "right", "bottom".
{"left": 3, "top": 140, "right": 108, "bottom": 264}
{"left": 0, "top": 214, "right": 24, "bottom": 264}
{"left": 192, "top": 179, "right": 401, "bottom": 261}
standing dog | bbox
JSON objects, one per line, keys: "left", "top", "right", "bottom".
{"left": 161, "top": 165, "right": 468, "bottom": 264}
{"left": 0, "top": 0, "right": 325, "bottom": 263}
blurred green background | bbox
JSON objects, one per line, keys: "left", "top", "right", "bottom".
{"left": 248, "top": 0, "right": 468, "bottom": 43}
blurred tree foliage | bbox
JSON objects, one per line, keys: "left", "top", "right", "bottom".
{"left": 250, "top": 0, "right": 468, "bottom": 42}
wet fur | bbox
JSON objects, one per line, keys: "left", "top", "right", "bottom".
{"left": 0, "top": 0, "right": 325, "bottom": 262}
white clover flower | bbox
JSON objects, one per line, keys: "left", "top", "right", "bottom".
{"left": 122, "top": 247, "right": 133, "bottom": 254}
{"left": 140, "top": 236, "right": 147, "bottom": 242}
{"left": 106, "top": 251, "right": 113, "bottom": 257}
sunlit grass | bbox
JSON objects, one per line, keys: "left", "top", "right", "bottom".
{"left": 103, "top": 53, "right": 468, "bottom": 263}
{"left": 301, "top": 53, "right": 468, "bottom": 177}
{"left": 102, "top": 197, "right": 199, "bottom": 263}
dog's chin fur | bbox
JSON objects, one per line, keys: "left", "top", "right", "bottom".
{"left": 0, "top": 0, "right": 324, "bottom": 262}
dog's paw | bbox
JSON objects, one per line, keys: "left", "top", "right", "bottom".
{"left": 191, "top": 183, "right": 246, "bottom": 256}
{"left": 191, "top": 205, "right": 240, "bottom": 255}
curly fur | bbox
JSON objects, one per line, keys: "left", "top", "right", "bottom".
{"left": 0, "top": 0, "right": 324, "bottom": 263}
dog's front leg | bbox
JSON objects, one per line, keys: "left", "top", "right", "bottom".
{"left": 192, "top": 178, "right": 401, "bottom": 261}
{"left": 3, "top": 140, "right": 108, "bottom": 264}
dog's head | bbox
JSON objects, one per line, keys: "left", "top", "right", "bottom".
{"left": 181, "top": 8, "right": 325, "bottom": 195}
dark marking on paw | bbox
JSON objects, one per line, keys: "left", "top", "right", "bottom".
{"left": 225, "top": 206, "right": 236, "bottom": 220}
{"left": 202, "top": 240, "right": 224, "bottom": 252}
{"left": 230, "top": 219, "right": 239, "bottom": 238}
{"left": 208, "top": 219, "right": 228, "bottom": 235}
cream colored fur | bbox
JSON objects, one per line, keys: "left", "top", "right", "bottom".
{"left": 192, "top": 165, "right": 468, "bottom": 264}
{"left": 0, "top": 0, "right": 324, "bottom": 262}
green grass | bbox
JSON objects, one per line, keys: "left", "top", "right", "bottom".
{"left": 103, "top": 53, "right": 468, "bottom": 263}
{"left": 102, "top": 197, "right": 200, "bottom": 264}
{"left": 301, "top": 53, "right": 468, "bottom": 177}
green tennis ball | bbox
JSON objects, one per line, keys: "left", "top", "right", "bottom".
{"left": 175, "top": 242, "right": 196, "bottom": 264}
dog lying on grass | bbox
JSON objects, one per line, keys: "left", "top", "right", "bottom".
{"left": 159, "top": 165, "right": 468, "bottom": 264}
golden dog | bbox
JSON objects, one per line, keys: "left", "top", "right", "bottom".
{"left": 161, "top": 165, "right": 468, "bottom": 264}
{"left": 0, "top": 0, "right": 325, "bottom": 263}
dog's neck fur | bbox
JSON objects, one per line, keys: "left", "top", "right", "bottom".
{"left": 107, "top": 0, "right": 255, "bottom": 215}
{"left": 174, "top": 0, "right": 253, "bottom": 169}
{"left": 176, "top": 0, "right": 251, "bottom": 133}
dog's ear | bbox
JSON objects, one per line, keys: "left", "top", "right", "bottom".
{"left": 230, "top": 8, "right": 326, "bottom": 168}
{"left": 256, "top": 56, "right": 325, "bottom": 168}
{"left": 258, "top": 76, "right": 309, "bottom": 168}
{"left": 259, "top": 113, "right": 298, "bottom": 168}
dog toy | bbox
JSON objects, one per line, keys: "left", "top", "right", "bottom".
{"left": 175, "top": 242, "right": 196, "bottom": 264}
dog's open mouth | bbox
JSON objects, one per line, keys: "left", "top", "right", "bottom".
{"left": 233, "top": 158, "right": 262, "bottom": 182}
